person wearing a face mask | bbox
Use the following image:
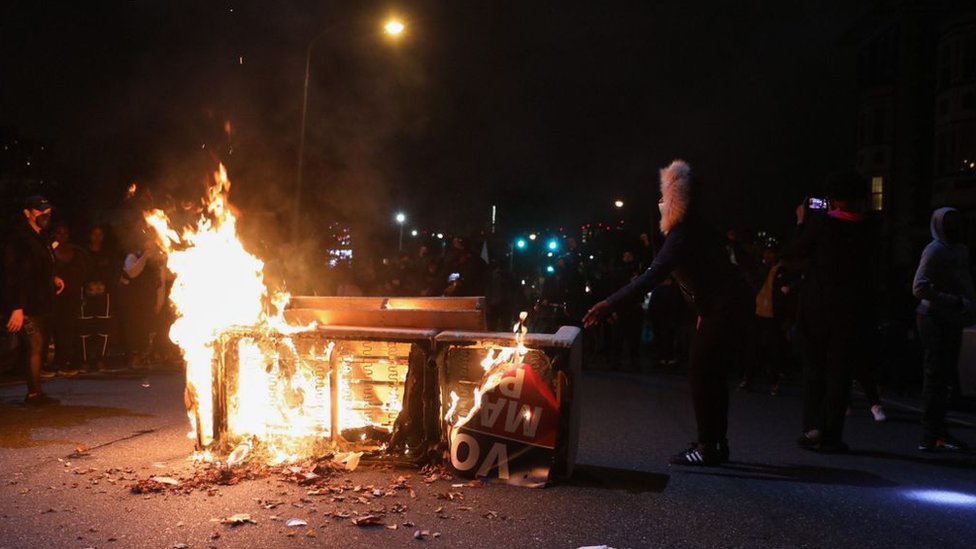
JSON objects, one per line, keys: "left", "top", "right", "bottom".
{"left": 3, "top": 195, "right": 65, "bottom": 406}
{"left": 583, "top": 160, "right": 752, "bottom": 466}
{"left": 913, "top": 207, "right": 975, "bottom": 452}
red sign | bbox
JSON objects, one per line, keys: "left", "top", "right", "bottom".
{"left": 450, "top": 363, "right": 560, "bottom": 487}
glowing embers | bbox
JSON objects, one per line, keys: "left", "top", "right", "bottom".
{"left": 904, "top": 489, "right": 976, "bottom": 507}
{"left": 215, "top": 331, "right": 411, "bottom": 462}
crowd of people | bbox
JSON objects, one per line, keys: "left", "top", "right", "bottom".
{"left": 4, "top": 162, "right": 973, "bottom": 464}
{"left": 583, "top": 160, "right": 974, "bottom": 464}
{"left": 2, "top": 197, "right": 177, "bottom": 405}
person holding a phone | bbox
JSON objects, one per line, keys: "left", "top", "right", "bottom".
{"left": 789, "top": 172, "right": 876, "bottom": 453}
{"left": 583, "top": 160, "right": 752, "bottom": 466}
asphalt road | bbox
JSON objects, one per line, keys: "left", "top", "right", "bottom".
{"left": 1, "top": 370, "right": 975, "bottom": 549}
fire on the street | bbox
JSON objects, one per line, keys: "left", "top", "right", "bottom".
{"left": 143, "top": 166, "right": 524, "bottom": 466}
{"left": 142, "top": 164, "right": 580, "bottom": 488}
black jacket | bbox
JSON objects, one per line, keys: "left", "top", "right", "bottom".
{"left": 3, "top": 218, "right": 56, "bottom": 316}
{"left": 606, "top": 220, "right": 751, "bottom": 316}
{"left": 785, "top": 212, "right": 876, "bottom": 338}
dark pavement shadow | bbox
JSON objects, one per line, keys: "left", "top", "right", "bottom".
{"left": 0, "top": 401, "right": 150, "bottom": 448}
{"left": 848, "top": 449, "right": 976, "bottom": 471}
{"left": 560, "top": 464, "right": 670, "bottom": 493}
{"left": 681, "top": 461, "right": 898, "bottom": 488}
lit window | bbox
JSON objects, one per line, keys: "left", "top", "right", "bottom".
{"left": 871, "top": 176, "right": 884, "bottom": 211}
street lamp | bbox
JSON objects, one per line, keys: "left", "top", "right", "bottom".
{"left": 293, "top": 17, "right": 407, "bottom": 241}
{"left": 395, "top": 212, "right": 406, "bottom": 251}
{"left": 384, "top": 19, "right": 405, "bottom": 36}
{"left": 614, "top": 199, "right": 624, "bottom": 209}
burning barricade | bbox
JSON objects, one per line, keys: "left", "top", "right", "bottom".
{"left": 145, "top": 165, "right": 581, "bottom": 487}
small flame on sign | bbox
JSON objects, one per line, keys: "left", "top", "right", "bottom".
{"left": 444, "top": 312, "right": 529, "bottom": 428}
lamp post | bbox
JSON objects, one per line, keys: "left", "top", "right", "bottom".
{"left": 293, "top": 18, "right": 406, "bottom": 242}
{"left": 395, "top": 212, "right": 406, "bottom": 251}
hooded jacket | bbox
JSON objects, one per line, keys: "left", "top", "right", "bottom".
{"left": 913, "top": 207, "right": 975, "bottom": 325}
{"left": 3, "top": 216, "right": 56, "bottom": 317}
{"left": 605, "top": 160, "right": 751, "bottom": 316}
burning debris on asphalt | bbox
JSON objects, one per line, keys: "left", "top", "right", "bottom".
{"left": 137, "top": 163, "right": 580, "bottom": 496}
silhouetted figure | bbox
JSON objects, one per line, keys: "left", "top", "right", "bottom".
{"left": 3, "top": 196, "right": 64, "bottom": 405}
{"left": 913, "top": 207, "right": 974, "bottom": 452}
{"left": 789, "top": 172, "right": 875, "bottom": 454}
{"left": 118, "top": 232, "right": 164, "bottom": 370}
{"left": 740, "top": 244, "right": 794, "bottom": 395}
{"left": 585, "top": 160, "right": 752, "bottom": 466}
{"left": 51, "top": 222, "right": 87, "bottom": 373}
{"left": 487, "top": 262, "right": 526, "bottom": 331}
{"left": 79, "top": 225, "right": 119, "bottom": 370}
{"left": 608, "top": 250, "right": 643, "bottom": 371}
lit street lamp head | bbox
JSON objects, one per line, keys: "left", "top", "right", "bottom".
{"left": 384, "top": 19, "right": 405, "bottom": 36}
{"left": 614, "top": 199, "right": 625, "bottom": 208}
{"left": 395, "top": 212, "right": 406, "bottom": 224}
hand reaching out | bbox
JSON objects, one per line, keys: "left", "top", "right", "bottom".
{"left": 582, "top": 300, "right": 611, "bottom": 328}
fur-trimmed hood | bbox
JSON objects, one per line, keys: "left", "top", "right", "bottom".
{"left": 659, "top": 159, "right": 691, "bottom": 234}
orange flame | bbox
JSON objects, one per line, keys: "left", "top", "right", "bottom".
{"left": 144, "top": 164, "right": 406, "bottom": 465}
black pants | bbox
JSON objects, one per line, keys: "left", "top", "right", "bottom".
{"left": 746, "top": 316, "right": 788, "bottom": 383}
{"left": 917, "top": 314, "right": 963, "bottom": 439}
{"left": 79, "top": 291, "right": 111, "bottom": 366}
{"left": 52, "top": 293, "right": 81, "bottom": 368}
{"left": 688, "top": 305, "right": 748, "bottom": 445}
{"left": 800, "top": 322, "right": 866, "bottom": 445}
{"left": 18, "top": 315, "right": 47, "bottom": 395}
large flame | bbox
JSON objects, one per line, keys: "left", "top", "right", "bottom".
{"left": 145, "top": 165, "right": 271, "bottom": 447}
{"left": 145, "top": 164, "right": 409, "bottom": 465}
{"left": 145, "top": 164, "right": 511, "bottom": 466}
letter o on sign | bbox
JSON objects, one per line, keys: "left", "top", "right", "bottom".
{"left": 450, "top": 432, "right": 479, "bottom": 472}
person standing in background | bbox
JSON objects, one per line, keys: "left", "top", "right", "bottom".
{"left": 79, "top": 225, "right": 119, "bottom": 372}
{"left": 3, "top": 196, "right": 64, "bottom": 405}
{"left": 913, "top": 207, "right": 975, "bottom": 452}
{"left": 789, "top": 172, "right": 876, "bottom": 454}
{"left": 740, "top": 244, "right": 794, "bottom": 396}
{"left": 118, "top": 231, "right": 164, "bottom": 370}
{"left": 50, "top": 222, "right": 88, "bottom": 375}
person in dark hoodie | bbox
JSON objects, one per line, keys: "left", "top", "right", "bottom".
{"left": 790, "top": 172, "right": 876, "bottom": 453}
{"left": 3, "top": 196, "right": 65, "bottom": 405}
{"left": 583, "top": 160, "right": 752, "bottom": 466}
{"left": 913, "top": 207, "right": 975, "bottom": 452}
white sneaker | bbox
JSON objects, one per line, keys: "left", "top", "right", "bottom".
{"left": 870, "top": 404, "right": 887, "bottom": 422}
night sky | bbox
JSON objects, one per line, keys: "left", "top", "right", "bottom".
{"left": 1, "top": 0, "right": 871, "bottom": 251}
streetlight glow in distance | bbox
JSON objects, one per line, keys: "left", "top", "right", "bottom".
{"left": 384, "top": 19, "right": 405, "bottom": 36}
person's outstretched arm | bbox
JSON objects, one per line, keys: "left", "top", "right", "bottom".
{"left": 583, "top": 225, "right": 685, "bottom": 326}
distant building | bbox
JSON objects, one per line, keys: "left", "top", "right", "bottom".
{"left": 853, "top": 1, "right": 976, "bottom": 269}
{"left": 933, "top": 12, "right": 976, "bottom": 207}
